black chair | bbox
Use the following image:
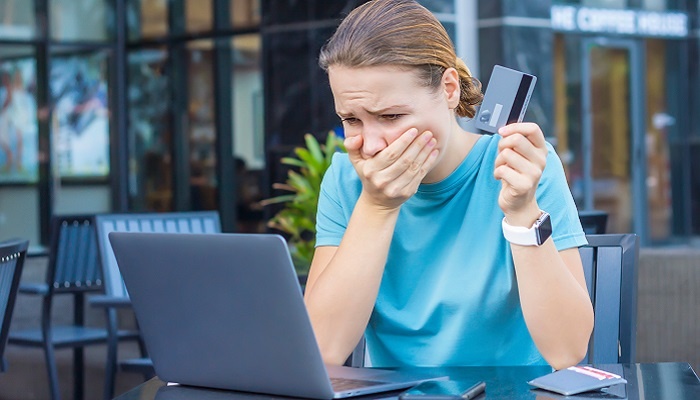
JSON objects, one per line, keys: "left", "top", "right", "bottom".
{"left": 7, "top": 215, "right": 117, "bottom": 400}
{"left": 579, "top": 233, "right": 639, "bottom": 363}
{"left": 348, "top": 233, "right": 639, "bottom": 367}
{"left": 579, "top": 210, "right": 609, "bottom": 234}
{"left": 0, "top": 239, "right": 29, "bottom": 372}
{"left": 93, "top": 211, "right": 221, "bottom": 400}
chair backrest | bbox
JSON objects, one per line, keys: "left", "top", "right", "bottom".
{"left": 579, "top": 210, "right": 609, "bottom": 234}
{"left": 94, "top": 211, "right": 221, "bottom": 299}
{"left": 579, "top": 233, "right": 639, "bottom": 364}
{"left": 0, "top": 239, "right": 29, "bottom": 371}
{"left": 47, "top": 215, "right": 103, "bottom": 293}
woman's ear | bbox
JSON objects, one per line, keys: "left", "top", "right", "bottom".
{"left": 442, "top": 67, "right": 460, "bottom": 110}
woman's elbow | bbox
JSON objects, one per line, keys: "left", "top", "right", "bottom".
{"left": 546, "top": 327, "right": 593, "bottom": 370}
{"left": 319, "top": 343, "right": 351, "bottom": 366}
{"left": 547, "top": 345, "right": 589, "bottom": 371}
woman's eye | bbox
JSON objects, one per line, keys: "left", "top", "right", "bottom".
{"left": 341, "top": 117, "right": 359, "bottom": 125}
{"left": 380, "top": 114, "right": 402, "bottom": 121}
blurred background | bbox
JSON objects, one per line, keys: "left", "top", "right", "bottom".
{"left": 0, "top": 0, "right": 699, "bottom": 399}
{"left": 0, "top": 0, "right": 698, "bottom": 247}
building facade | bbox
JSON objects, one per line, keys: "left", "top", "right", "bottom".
{"left": 0, "top": 0, "right": 698, "bottom": 247}
{"left": 477, "top": 0, "right": 698, "bottom": 245}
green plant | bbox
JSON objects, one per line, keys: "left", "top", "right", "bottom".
{"left": 261, "top": 131, "right": 345, "bottom": 275}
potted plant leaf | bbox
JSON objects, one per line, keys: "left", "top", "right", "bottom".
{"left": 261, "top": 131, "right": 345, "bottom": 277}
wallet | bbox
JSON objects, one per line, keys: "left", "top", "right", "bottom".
{"left": 528, "top": 366, "right": 627, "bottom": 396}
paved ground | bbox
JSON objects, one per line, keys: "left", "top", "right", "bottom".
{"left": 0, "top": 256, "right": 145, "bottom": 400}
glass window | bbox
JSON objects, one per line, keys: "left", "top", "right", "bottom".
{"left": 641, "top": 0, "right": 667, "bottom": 9}
{"left": 588, "top": 45, "right": 634, "bottom": 234}
{"left": 581, "top": 0, "right": 629, "bottom": 7}
{"left": 127, "top": 47, "right": 171, "bottom": 211}
{"left": 186, "top": 0, "right": 212, "bottom": 33}
{"left": 0, "top": 0, "right": 35, "bottom": 39}
{"left": 50, "top": 0, "right": 112, "bottom": 41}
{"left": 187, "top": 40, "right": 217, "bottom": 211}
{"left": 644, "top": 39, "right": 673, "bottom": 241}
{"left": 418, "top": 0, "right": 455, "bottom": 14}
{"left": 499, "top": 0, "right": 552, "bottom": 17}
{"left": 692, "top": 148, "right": 700, "bottom": 235}
{"left": 442, "top": 21, "right": 456, "bottom": 46}
{"left": 50, "top": 49, "right": 111, "bottom": 179}
{"left": 231, "top": 0, "right": 260, "bottom": 28}
{"left": 0, "top": 186, "right": 40, "bottom": 245}
{"left": 232, "top": 34, "right": 264, "bottom": 232}
{"left": 0, "top": 46, "right": 38, "bottom": 183}
{"left": 232, "top": 34, "right": 262, "bottom": 168}
{"left": 127, "top": 0, "right": 168, "bottom": 41}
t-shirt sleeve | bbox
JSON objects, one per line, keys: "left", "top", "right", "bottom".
{"left": 315, "top": 153, "right": 348, "bottom": 247}
{"left": 537, "top": 142, "right": 588, "bottom": 251}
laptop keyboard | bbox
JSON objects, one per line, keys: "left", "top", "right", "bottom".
{"left": 331, "top": 377, "right": 386, "bottom": 391}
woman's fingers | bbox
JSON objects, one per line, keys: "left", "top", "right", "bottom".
{"left": 394, "top": 137, "right": 439, "bottom": 195}
{"left": 373, "top": 128, "right": 419, "bottom": 166}
{"left": 497, "top": 133, "right": 546, "bottom": 171}
{"left": 382, "top": 135, "right": 438, "bottom": 198}
{"left": 373, "top": 130, "right": 434, "bottom": 182}
{"left": 495, "top": 123, "right": 548, "bottom": 214}
{"left": 344, "top": 135, "right": 364, "bottom": 163}
{"left": 350, "top": 128, "right": 438, "bottom": 208}
{"left": 498, "top": 122, "right": 547, "bottom": 149}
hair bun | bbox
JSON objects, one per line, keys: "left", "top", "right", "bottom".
{"left": 454, "top": 57, "right": 483, "bottom": 119}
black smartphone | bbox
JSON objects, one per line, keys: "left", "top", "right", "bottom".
{"left": 398, "top": 380, "right": 486, "bottom": 400}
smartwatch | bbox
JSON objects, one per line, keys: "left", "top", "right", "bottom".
{"left": 502, "top": 211, "right": 552, "bottom": 246}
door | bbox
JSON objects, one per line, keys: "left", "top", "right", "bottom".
{"left": 581, "top": 37, "right": 648, "bottom": 244}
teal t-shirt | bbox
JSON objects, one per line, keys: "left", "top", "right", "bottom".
{"left": 315, "top": 134, "right": 587, "bottom": 367}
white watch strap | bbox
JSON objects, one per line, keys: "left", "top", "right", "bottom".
{"left": 502, "top": 217, "right": 538, "bottom": 246}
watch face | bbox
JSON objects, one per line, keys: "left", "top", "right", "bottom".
{"left": 536, "top": 213, "right": 553, "bottom": 245}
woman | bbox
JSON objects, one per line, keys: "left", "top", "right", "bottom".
{"left": 304, "top": 0, "right": 593, "bottom": 370}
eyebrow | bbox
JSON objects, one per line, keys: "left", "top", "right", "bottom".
{"left": 336, "top": 105, "right": 412, "bottom": 118}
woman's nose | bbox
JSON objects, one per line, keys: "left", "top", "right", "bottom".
{"left": 361, "top": 128, "right": 388, "bottom": 158}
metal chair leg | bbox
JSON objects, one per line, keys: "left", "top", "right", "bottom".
{"left": 73, "top": 293, "right": 85, "bottom": 400}
{"left": 41, "top": 294, "right": 61, "bottom": 400}
{"left": 73, "top": 347, "right": 84, "bottom": 400}
{"left": 103, "top": 308, "right": 119, "bottom": 400}
{"left": 103, "top": 340, "right": 117, "bottom": 400}
{"left": 43, "top": 341, "right": 61, "bottom": 400}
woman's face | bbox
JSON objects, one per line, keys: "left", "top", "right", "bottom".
{"left": 328, "top": 65, "right": 459, "bottom": 161}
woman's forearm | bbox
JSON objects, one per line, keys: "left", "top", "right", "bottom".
{"left": 304, "top": 193, "right": 401, "bottom": 365}
{"left": 511, "top": 241, "right": 594, "bottom": 370}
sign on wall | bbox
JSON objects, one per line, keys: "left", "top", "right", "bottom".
{"left": 551, "top": 5, "right": 689, "bottom": 39}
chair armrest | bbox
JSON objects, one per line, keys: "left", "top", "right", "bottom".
{"left": 18, "top": 283, "right": 49, "bottom": 296}
{"left": 89, "top": 295, "right": 133, "bottom": 309}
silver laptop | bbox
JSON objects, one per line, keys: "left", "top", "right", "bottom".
{"left": 109, "top": 232, "right": 446, "bottom": 399}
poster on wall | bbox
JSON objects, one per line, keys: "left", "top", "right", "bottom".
{"left": 51, "top": 53, "right": 110, "bottom": 178}
{"left": 0, "top": 59, "right": 39, "bottom": 183}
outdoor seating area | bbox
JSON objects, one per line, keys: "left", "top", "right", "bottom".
{"left": 1, "top": 221, "right": 699, "bottom": 399}
{"left": 1, "top": 211, "right": 221, "bottom": 400}
{"left": 0, "top": 225, "right": 700, "bottom": 399}
{"left": 1, "top": 1, "right": 699, "bottom": 399}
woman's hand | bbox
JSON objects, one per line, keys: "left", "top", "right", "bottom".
{"left": 494, "top": 122, "right": 548, "bottom": 225}
{"left": 344, "top": 128, "right": 439, "bottom": 211}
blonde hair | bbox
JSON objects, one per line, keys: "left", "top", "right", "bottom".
{"left": 319, "top": 0, "right": 483, "bottom": 118}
